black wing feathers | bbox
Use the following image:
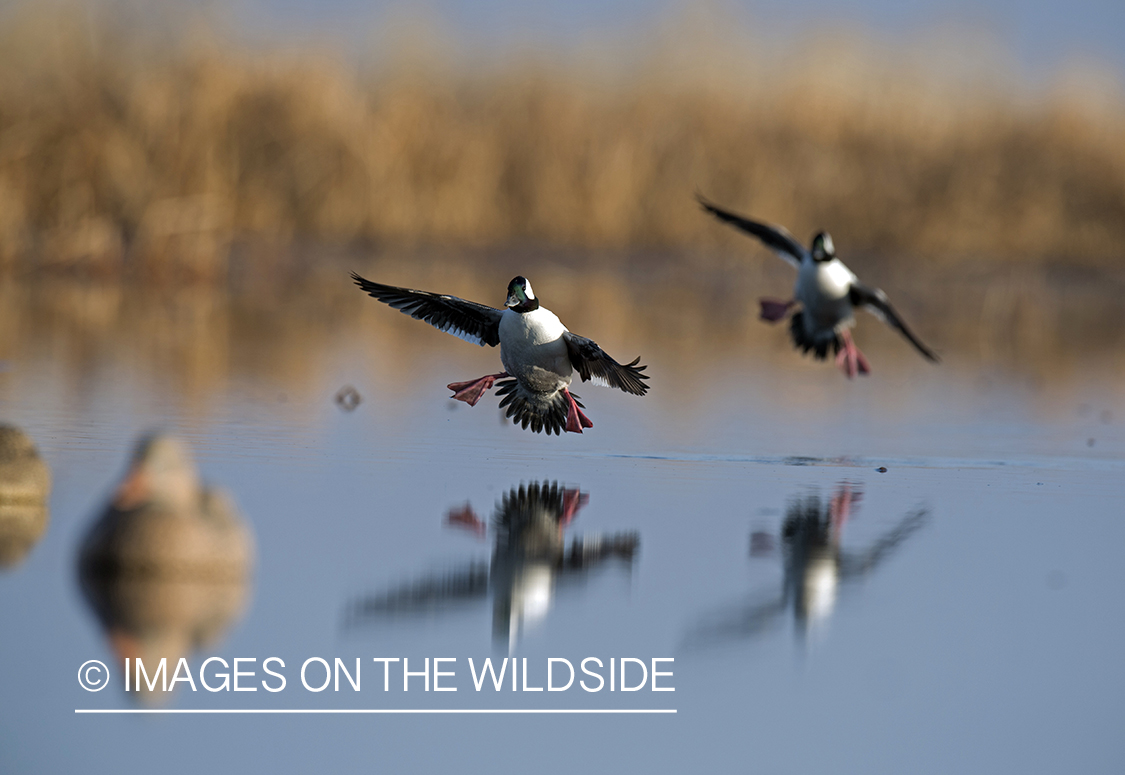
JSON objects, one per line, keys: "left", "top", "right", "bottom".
{"left": 696, "top": 194, "right": 806, "bottom": 266}
{"left": 351, "top": 272, "right": 503, "bottom": 347}
{"left": 563, "top": 333, "right": 650, "bottom": 396}
{"left": 849, "top": 282, "right": 939, "bottom": 363}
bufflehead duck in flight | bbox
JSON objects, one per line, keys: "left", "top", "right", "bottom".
{"left": 352, "top": 273, "right": 649, "bottom": 434}
{"left": 697, "top": 195, "right": 939, "bottom": 378}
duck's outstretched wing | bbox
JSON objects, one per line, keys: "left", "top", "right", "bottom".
{"left": 680, "top": 593, "right": 789, "bottom": 651}
{"left": 351, "top": 272, "right": 504, "bottom": 347}
{"left": 563, "top": 332, "right": 649, "bottom": 396}
{"left": 696, "top": 194, "right": 806, "bottom": 268}
{"left": 838, "top": 507, "right": 930, "bottom": 578}
{"left": 345, "top": 562, "right": 491, "bottom": 623}
{"left": 849, "top": 282, "right": 940, "bottom": 363}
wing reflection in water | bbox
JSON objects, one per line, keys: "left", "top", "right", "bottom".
{"left": 684, "top": 483, "right": 928, "bottom": 651}
{"left": 0, "top": 425, "right": 51, "bottom": 570}
{"left": 347, "top": 482, "right": 639, "bottom": 652}
{"left": 77, "top": 434, "right": 254, "bottom": 704}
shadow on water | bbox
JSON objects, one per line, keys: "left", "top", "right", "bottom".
{"left": 346, "top": 481, "right": 639, "bottom": 652}
{"left": 682, "top": 483, "right": 929, "bottom": 652}
{"left": 77, "top": 434, "right": 254, "bottom": 704}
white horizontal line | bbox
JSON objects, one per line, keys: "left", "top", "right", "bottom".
{"left": 76, "top": 708, "right": 676, "bottom": 714}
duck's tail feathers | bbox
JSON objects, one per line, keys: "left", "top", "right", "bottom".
{"left": 789, "top": 314, "right": 840, "bottom": 360}
{"left": 496, "top": 379, "right": 581, "bottom": 436}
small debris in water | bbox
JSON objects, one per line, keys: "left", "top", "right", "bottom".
{"left": 1087, "top": 438, "right": 1096, "bottom": 447}
{"left": 335, "top": 385, "right": 362, "bottom": 412}
{"left": 876, "top": 466, "right": 888, "bottom": 473}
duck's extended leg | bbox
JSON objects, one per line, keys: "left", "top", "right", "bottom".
{"left": 835, "top": 329, "right": 871, "bottom": 379}
{"left": 560, "top": 487, "right": 590, "bottom": 527}
{"left": 563, "top": 388, "right": 594, "bottom": 434}
{"left": 759, "top": 298, "right": 796, "bottom": 323}
{"left": 445, "top": 504, "right": 487, "bottom": 537}
{"left": 447, "top": 371, "right": 509, "bottom": 406}
{"left": 829, "top": 484, "right": 861, "bottom": 532}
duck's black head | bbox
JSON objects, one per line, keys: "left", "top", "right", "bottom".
{"left": 505, "top": 276, "right": 540, "bottom": 312}
{"left": 811, "top": 232, "right": 836, "bottom": 262}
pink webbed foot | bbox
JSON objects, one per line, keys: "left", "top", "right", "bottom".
{"left": 563, "top": 388, "right": 594, "bottom": 434}
{"left": 447, "top": 371, "right": 509, "bottom": 406}
{"left": 446, "top": 504, "right": 487, "bottom": 537}
{"left": 828, "top": 484, "right": 862, "bottom": 532}
{"left": 835, "top": 329, "right": 871, "bottom": 379}
{"left": 559, "top": 488, "right": 590, "bottom": 527}
{"left": 759, "top": 298, "right": 796, "bottom": 323}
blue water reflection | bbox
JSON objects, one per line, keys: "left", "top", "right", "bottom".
{"left": 348, "top": 481, "right": 638, "bottom": 653}
{"left": 0, "top": 266, "right": 1122, "bottom": 774}
{"left": 684, "top": 483, "right": 928, "bottom": 649}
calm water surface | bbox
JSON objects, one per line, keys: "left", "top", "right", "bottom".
{"left": 0, "top": 260, "right": 1123, "bottom": 773}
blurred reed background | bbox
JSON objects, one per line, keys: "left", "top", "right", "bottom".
{"left": 0, "top": 1, "right": 1122, "bottom": 280}
{"left": 0, "top": 0, "right": 1123, "bottom": 408}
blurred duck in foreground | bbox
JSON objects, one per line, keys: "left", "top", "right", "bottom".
{"left": 0, "top": 425, "right": 51, "bottom": 569}
{"left": 78, "top": 434, "right": 253, "bottom": 702}
{"left": 348, "top": 481, "right": 638, "bottom": 651}
{"left": 698, "top": 195, "right": 939, "bottom": 378}
{"left": 684, "top": 484, "right": 928, "bottom": 650}
{"left": 353, "top": 273, "right": 649, "bottom": 434}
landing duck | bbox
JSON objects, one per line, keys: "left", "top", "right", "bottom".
{"left": 352, "top": 273, "right": 649, "bottom": 434}
{"left": 698, "top": 195, "right": 939, "bottom": 378}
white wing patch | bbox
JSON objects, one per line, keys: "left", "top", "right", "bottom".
{"left": 770, "top": 247, "right": 803, "bottom": 268}
{"left": 861, "top": 303, "right": 889, "bottom": 324}
{"left": 588, "top": 374, "right": 612, "bottom": 388}
{"left": 437, "top": 321, "right": 487, "bottom": 346}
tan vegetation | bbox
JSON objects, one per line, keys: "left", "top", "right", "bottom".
{"left": 0, "top": 3, "right": 1123, "bottom": 278}
{"left": 2, "top": 256, "right": 1122, "bottom": 412}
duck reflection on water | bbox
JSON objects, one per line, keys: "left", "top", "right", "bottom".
{"left": 685, "top": 483, "right": 928, "bottom": 649}
{"left": 78, "top": 434, "right": 254, "bottom": 703}
{"left": 348, "top": 481, "right": 638, "bottom": 651}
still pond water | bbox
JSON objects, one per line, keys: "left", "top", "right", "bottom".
{"left": 1, "top": 257, "right": 1123, "bottom": 773}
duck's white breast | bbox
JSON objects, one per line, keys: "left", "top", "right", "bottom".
{"left": 797, "top": 258, "right": 855, "bottom": 301}
{"left": 501, "top": 307, "right": 567, "bottom": 344}
{"left": 801, "top": 554, "right": 839, "bottom": 624}
{"left": 796, "top": 258, "right": 857, "bottom": 329}
{"left": 499, "top": 307, "right": 572, "bottom": 389}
